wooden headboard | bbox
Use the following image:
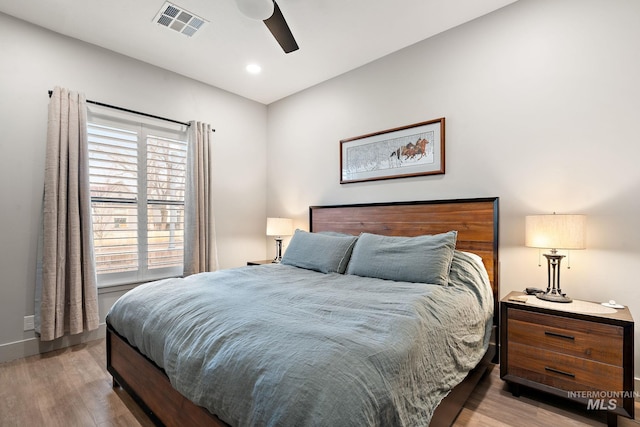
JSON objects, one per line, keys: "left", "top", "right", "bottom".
{"left": 309, "top": 197, "right": 499, "bottom": 324}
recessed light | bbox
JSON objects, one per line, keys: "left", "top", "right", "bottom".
{"left": 246, "top": 64, "right": 262, "bottom": 74}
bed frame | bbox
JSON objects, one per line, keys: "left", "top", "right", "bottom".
{"left": 107, "top": 197, "right": 499, "bottom": 427}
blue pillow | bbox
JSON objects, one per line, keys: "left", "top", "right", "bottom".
{"left": 281, "top": 229, "right": 358, "bottom": 274}
{"left": 346, "top": 231, "right": 457, "bottom": 285}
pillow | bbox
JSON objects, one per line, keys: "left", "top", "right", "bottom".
{"left": 346, "top": 231, "right": 457, "bottom": 285}
{"left": 281, "top": 229, "right": 358, "bottom": 274}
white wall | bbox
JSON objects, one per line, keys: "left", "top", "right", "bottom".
{"left": 0, "top": 13, "right": 267, "bottom": 360}
{"left": 267, "top": 0, "right": 640, "bottom": 376}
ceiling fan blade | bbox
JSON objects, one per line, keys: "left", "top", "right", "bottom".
{"left": 263, "top": 1, "right": 299, "bottom": 53}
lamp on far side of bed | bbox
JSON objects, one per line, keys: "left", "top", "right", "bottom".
{"left": 525, "top": 213, "right": 586, "bottom": 303}
{"left": 267, "top": 217, "right": 293, "bottom": 263}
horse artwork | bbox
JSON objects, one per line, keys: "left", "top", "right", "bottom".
{"left": 340, "top": 118, "right": 445, "bottom": 184}
{"left": 390, "top": 138, "right": 431, "bottom": 163}
{"left": 346, "top": 133, "right": 434, "bottom": 173}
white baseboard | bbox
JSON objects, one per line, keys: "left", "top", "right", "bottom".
{"left": 0, "top": 284, "right": 137, "bottom": 365}
{"left": 0, "top": 323, "right": 106, "bottom": 364}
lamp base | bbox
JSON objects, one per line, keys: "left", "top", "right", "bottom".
{"left": 272, "top": 237, "right": 284, "bottom": 263}
{"left": 535, "top": 252, "right": 572, "bottom": 303}
{"left": 536, "top": 291, "right": 572, "bottom": 303}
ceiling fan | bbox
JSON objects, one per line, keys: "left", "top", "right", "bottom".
{"left": 236, "top": 0, "right": 299, "bottom": 53}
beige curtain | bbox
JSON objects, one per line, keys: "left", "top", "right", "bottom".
{"left": 184, "top": 121, "right": 218, "bottom": 275}
{"left": 36, "top": 87, "right": 99, "bottom": 341}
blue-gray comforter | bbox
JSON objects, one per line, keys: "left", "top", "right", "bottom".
{"left": 106, "top": 251, "right": 493, "bottom": 426}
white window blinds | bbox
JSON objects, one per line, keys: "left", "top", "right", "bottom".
{"left": 87, "top": 119, "right": 187, "bottom": 286}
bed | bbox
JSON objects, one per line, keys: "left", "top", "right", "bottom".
{"left": 106, "top": 197, "right": 499, "bottom": 427}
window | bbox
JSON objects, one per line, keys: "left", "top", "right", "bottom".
{"left": 87, "top": 116, "right": 188, "bottom": 286}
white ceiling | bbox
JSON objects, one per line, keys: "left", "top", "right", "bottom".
{"left": 0, "top": 0, "right": 517, "bottom": 104}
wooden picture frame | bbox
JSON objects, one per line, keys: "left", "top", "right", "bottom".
{"left": 340, "top": 117, "right": 445, "bottom": 184}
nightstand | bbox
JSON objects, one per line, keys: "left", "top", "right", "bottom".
{"left": 246, "top": 259, "right": 274, "bottom": 266}
{"left": 500, "top": 291, "right": 634, "bottom": 427}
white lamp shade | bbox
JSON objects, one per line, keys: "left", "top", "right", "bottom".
{"left": 525, "top": 214, "right": 586, "bottom": 250}
{"left": 266, "top": 217, "right": 293, "bottom": 236}
{"left": 236, "top": 0, "right": 274, "bottom": 20}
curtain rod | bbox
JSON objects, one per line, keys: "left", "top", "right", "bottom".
{"left": 47, "top": 90, "right": 216, "bottom": 131}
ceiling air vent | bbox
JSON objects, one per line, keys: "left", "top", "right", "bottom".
{"left": 154, "top": 2, "right": 207, "bottom": 37}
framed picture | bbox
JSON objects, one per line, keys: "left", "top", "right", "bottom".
{"left": 340, "top": 117, "right": 445, "bottom": 184}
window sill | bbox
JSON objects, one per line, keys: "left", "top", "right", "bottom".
{"left": 97, "top": 276, "right": 183, "bottom": 295}
{"left": 97, "top": 282, "right": 142, "bottom": 295}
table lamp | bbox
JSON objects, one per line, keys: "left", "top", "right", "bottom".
{"left": 266, "top": 217, "right": 293, "bottom": 263}
{"left": 525, "top": 213, "right": 586, "bottom": 303}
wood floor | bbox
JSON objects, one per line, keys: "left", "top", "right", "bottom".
{"left": 0, "top": 339, "right": 638, "bottom": 427}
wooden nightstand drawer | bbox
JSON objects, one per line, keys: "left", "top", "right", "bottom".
{"left": 508, "top": 309, "right": 623, "bottom": 365}
{"left": 508, "top": 341, "right": 623, "bottom": 393}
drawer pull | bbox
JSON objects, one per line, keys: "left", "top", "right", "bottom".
{"left": 545, "top": 366, "right": 576, "bottom": 378}
{"left": 544, "top": 331, "right": 575, "bottom": 340}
